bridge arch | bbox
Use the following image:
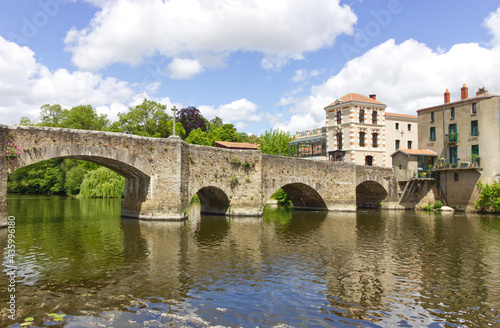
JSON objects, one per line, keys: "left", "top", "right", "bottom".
{"left": 190, "top": 186, "right": 230, "bottom": 215}
{"left": 6, "top": 144, "right": 153, "bottom": 217}
{"left": 266, "top": 183, "right": 328, "bottom": 211}
{"left": 356, "top": 180, "right": 388, "bottom": 209}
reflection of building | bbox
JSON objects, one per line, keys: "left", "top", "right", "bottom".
{"left": 385, "top": 113, "right": 419, "bottom": 162}
{"left": 324, "top": 93, "right": 387, "bottom": 166}
{"left": 416, "top": 84, "right": 500, "bottom": 210}
{"left": 288, "top": 127, "right": 327, "bottom": 159}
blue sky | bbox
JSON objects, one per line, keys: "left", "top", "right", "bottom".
{"left": 1, "top": 0, "right": 499, "bottom": 135}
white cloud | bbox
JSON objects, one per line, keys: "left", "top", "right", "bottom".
{"left": 291, "top": 69, "right": 321, "bottom": 82}
{"left": 484, "top": 7, "right": 500, "bottom": 47}
{"left": 275, "top": 22, "right": 500, "bottom": 132}
{"left": 0, "top": 36, "right": 141, "bottom": 125}
{"left": 167, "top": 58, "right": 205, "bottom": 79}
{"left": 199, "top": 98, "right": 262, "bottom": 126}
{"left": 65, "top": 0, "right": 357, "bottom": 75}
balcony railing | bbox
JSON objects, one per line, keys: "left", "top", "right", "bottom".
{"left": 448, "top": 133, "right": 458, "bottom": 143}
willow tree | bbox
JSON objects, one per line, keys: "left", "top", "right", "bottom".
{"left": 79, "top": 167, "right": 125, "bottom": 198}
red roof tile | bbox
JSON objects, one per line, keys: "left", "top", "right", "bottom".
{"left": 325, "top": 93, "right": 386, "bottom": 108}
{"left": 391, "top": 149, "right": 437, "bottom": 157}
{"left": 215, "top": 141, "right": 259, "bottom": 150}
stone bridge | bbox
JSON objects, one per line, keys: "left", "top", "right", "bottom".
{"left": 0, "top": 125, "right": 400, "bottom": 226}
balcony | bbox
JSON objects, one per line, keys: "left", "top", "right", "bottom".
{"left": 447, "top": 132, "right": 458, "bottom": 144}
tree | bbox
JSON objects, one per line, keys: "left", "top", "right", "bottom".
{"left": 166, "top": 121, "right": 187, "bottom": 139}
{"left": 63, "top": 105, "right": 109, "bottom": 130}
{"left": 259, "top": 129, "right": 292, "bottom": 156}
{"left": 177, "top": 106, "right": 207, "bottom": 137}
{"left": 39, "top": 104, "right": 66, "bottom": 127}
{"left": 186, "top": 128, "right": 213, "bottom": 146}
{"left": 210, "top": 124, "right": 242, "bottom": 142}
{"left": 19, "top": 116, "right": 33, "bottom": 126}
{"left": 79, "top": 167, "right": 125, "bottom": 198}
{"left": 207, "top": 116, "right": 223, "bottom": 133}
{"left": 110, "top": 99, "right": 171, "bottom": 138}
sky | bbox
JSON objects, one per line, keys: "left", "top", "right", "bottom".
{"left": 0, "top": 0, "right": 499, "bottom": 135}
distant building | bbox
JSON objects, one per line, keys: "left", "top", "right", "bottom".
{"left": 324, "top": 93, "right": 386, "bottom": 166}
{"left": 385, "top": 112, "right": 419, "bottom": 165}
{"left": 416, "top": 84, "right": 500, "bottom": 210}
{"left": 288, "top": 127, "right": 327, "bottom": 159}
{"left": 391, "top": 148, "right": 437, "bottom": 181}
{"left": 215, "top": 141, "right": 259, "bottom": 150}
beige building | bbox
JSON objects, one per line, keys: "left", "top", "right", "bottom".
{"left": 392, "top": 149, "right": 437, "bottom": 182}
{"left": 385, "top": 113, "right": 419, "bottom": 162}
{"left": 324, "top": 93, "right": 387, "bottom": 166}
{"left": 416, "top": 84, "right": 500, "bottom": 210}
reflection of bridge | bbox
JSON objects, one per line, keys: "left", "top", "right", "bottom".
{"left": 0, "top": 125, "right": 400, "bottom": 226}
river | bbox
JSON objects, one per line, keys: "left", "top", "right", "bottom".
{"left": 2, "top": 194, "right": 500, "bottom": 327}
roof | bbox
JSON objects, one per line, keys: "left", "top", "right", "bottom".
{"left": 215, "top": 141, "right": 258, "bottom": 150}
{"left": 417, "top": 92, "right": 499, "bottom": 113}
{"left": 325, "top": 93, "right": 386, "bottom": 108}
{"left": 385, "top": 112, "right": 418, "bottom": 120}
{"left": 391, "top": 148, "right": 438, "bottom": 157}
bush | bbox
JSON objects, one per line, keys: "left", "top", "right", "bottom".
{"left": 433, "top": 200, "right": 444, "bottom": 209}
{"left": 271, "top": 188, "right": 292, "bottom": 206}
{"left": 476, "top": 182, "right": 500, "bottom": 213}
{"left": 79, "top": 167, "right": 124, "bottom": 198}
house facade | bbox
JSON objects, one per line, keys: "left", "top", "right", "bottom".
{"left": 324, "top": 93, "right": 387, "bottom": 166}
{"left": 416, "top": 84, "right": 500, "bottom": 210}
{"left": 385, "top": 112, "right": 419, "bottom": 162}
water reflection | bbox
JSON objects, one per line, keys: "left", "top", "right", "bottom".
{"left": 2, "top": 195, "right": 500, "bottom": 327}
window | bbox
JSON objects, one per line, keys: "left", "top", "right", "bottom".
{"left": 372, "top": 133, "right": 378, "bottom": 148}
{"left": 407, "top": 140, "right": 412, "bottom": 149}
{"left": 454, "top": 172, "right": 459, "bottom": 181}
{"left": 336, "top": 132, "right": 342, "bottom": 149}
{"left": 450, "top": 107, "right": 455, "bottom": 119}
{"left": 449, "top": 123, "right": 457, "bottom": 142}
{"left": 430, "top": 127, "right": 436, "bottom": 141}
{"left": 471, "top": 144, "right": 479, "bottom": 156}
{"left": 365, "top": 156, "right": 373, "bottom": 166}
{"left": 359, "top": 132, "right": 365, "bottom": 147}
{"left": 450, "top": 146, "right": 458, "bottom": 166}
{"left": 408, "top": 124, "right": 412, "bottom": 131}
{"left": 336, "top": 111, "right": 341, "bottom": 124}
{"left": 472, "top": 103, "right": 477, "bottom": 115}
{"left": 359, "top": 110, "right": 365, "bottom": 123}
{"left": 395, "top": 139, "right": 400, "bottom": 150}
{"left": 395, "top": 122, "right": 399, "bottom": 130}
{"left": 372, "top": 111, "right": 377, "bottom": 124}
{"left": 471, "top": 120, "right": 479, "bottom": 136}
{"left": 431, "top": 112, "right": 435, "bottom": 122}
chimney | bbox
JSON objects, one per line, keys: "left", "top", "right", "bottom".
{"left": 444, "top": 89, "right": 450, "bottom": 104}
{"left": 369, "top": 94, "right": 376, "bottom": 100}
{"left": 461, "top": 83, "right": 468, "bottom": 100}
{"left": 476, "top": 87, "right": 488, "bottom": 96}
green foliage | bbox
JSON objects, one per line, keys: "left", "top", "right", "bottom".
{"left": 79, "top": 167, "right": 125, "bottom": 198}
{"left": 433, "top": 200, "right": 443, "bottom": 209}
{"left": 476, "top": 182, "right": 500, "bottom": 213}
{"left": 211, "top": 124, "right": 242, "bottom": 142}
{"left": 64, "top": 165, "right": 87, "bottom": 195}
{"left": 230, "top": 176, "right": 239, "bottom": 188}
{"left": 38, "top": 104, "right": 108, "bottom": 130}
{"left": 186, "top": 128, "right": 213, "bottom": 146}
{"left": 109, "top": 99, "right": 171, "bottom": 137}
{"left": 271, "top": 188, "right": 292, "bottom": 205}
{"left": 19, "top": 116, "right": 32, "bottom": 126}
{"left": 7, "top": 159, "right": 66, "bottom": 194}
{"left": 259, "top": 129, "right": 292, "bottom": 156}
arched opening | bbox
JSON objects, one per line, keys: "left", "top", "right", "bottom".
{"left": 272, "top": 183, "right": 328, "bottom": 211}
{"left": 6, "top": 156, "right": 151, "bottom": 217}
{"left": 193, "top": 186, "right": 230, "bottom": 215}
{"left": 356, "top": 180, "right": 388, "bottom": 209}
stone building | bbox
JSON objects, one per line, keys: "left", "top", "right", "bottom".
{"left": 324, "top": 93, "right": 387, "bottom": 166}
{"left": 416, "top": 84, "right": 500, "bottom": 210}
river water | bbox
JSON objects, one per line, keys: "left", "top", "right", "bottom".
{"left": 2, "top": 195, "right": 500, "bottom": 327}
